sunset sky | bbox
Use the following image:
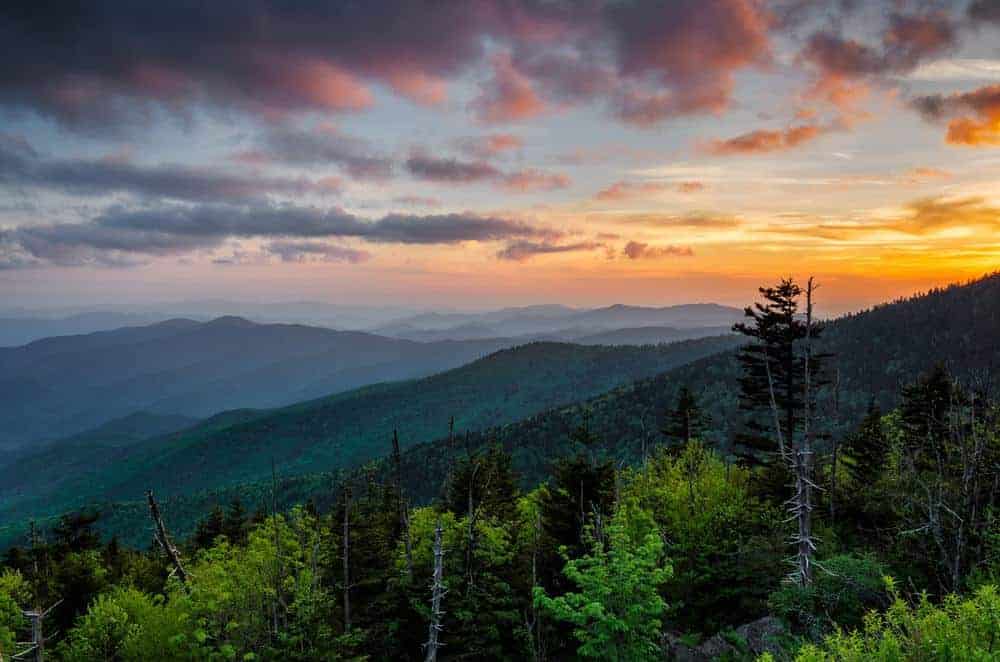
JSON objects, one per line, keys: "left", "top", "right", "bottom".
{"left": 2, "top": 0, "right": 1000, "bottom": 314}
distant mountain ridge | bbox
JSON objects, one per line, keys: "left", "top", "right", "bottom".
{"left": 0, "top": 317, "right": 515, "bottom": 448}
{"left": 372, "top": 302, "right": 743, "bottom": 341}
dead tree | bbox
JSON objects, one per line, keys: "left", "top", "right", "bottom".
{"left": 13, "top": 600, "right": 60, "bottom": 662}
{"left": 761, "top": 277, "right": 820, "bottom": 587}
{"left": 146, "top": 491, "right": 189, "bottom": 585}
{"left": 423, "top": 518, "right": 447, "bottom": 662}
{"left": 523, "top": 511, "right": 545, "bottom": 662}
{"left": 341, "top": 483, "right": 353, "bottom": 631}
{"left": 392, "top": 429, "right": 414, "bottom": 579}
{"left": 790, "top": 277, "right": 818, "bottom": 587}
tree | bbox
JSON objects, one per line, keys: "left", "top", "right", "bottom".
{"left": 734, "top": 277, "right": 829, "bottom": 587}
{"left": 534, "top": 513, "right": 671, "bottom": 661}
{"left": 841, "top": 402, "right": 889, "bottom": 487}
{"left": 662, "top": 386, "right": 708, "bottom": 448}
{"left": 733, "top": 278, "right": 808, "bottom": 473}
{"left": 192, "top": 505, "right": 225, "bottom": 550}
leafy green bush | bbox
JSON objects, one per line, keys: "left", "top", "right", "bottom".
{"left": 534, "top": 509, "right": 672, "bottom": 661}
{"left": 769, "top": 554, "right": 890, "bottom": 638}
{"left": 788, "top": 581, "right": 1000, "bottom": 661}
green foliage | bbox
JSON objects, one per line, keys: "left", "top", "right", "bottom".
{"left": 768, "top": 554, "right": 891, "bottom": 639}
{"left": 624, "top": 442, "right": 780, "bottom": 633}
{"left": 0, "top": 569, "right": 30, "bottom": 658}
{"left": 534, "top": 512, "right": 671, "bottom": 661}
{"left": 57, "top": 587, "right": 191, "bottom": 662}
{"left": 791, "top": 582, "right": 1000, "bottom": 661}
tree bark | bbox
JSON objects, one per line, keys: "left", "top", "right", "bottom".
{"left": 424, "top": 518, "right": 447, "bottom": 662}
{"left": 146, "top": 490, "right": 189, "bottom": 585}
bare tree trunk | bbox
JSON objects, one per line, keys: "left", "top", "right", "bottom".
{"left": 524, "top": 511, "right": 545, "bottom": 662}
{"left": 424, "top": 518, "right": 447, "bottom": 662}
{"left": 146, "top": 490, "right": 189, "bottom": 585}
{"left": 793, "top": 277, "right": 818, "bottom": 587}
{"left": 342, "top": 484, "right": 352, "bottom": 631}
{"left": 393, "top": 429, "right": 414, "bottom": 579}
{"left": 830, "top": 365, "right": 841, "bottom": 523}
{"left": 271, "top": 458, "right": 285, "bottom": 638}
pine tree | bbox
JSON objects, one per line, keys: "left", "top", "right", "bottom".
{"left": 192, "top": 505, "right": 225, "bottom": 550}
{"left": 223, "top": 498, "right": 248, "bottom": 544}
{"left": 842, "top": 402, "right": 888, "bottom": 486}
{"left": 733, "top": 278, "right": 808, "bottom": 470}
{"left": 662, "top": 386, "right": 708, "bottom": 448}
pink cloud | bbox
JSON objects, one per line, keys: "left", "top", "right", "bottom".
{"left": 471, "top": 52, "right": 546, "bottom": 124}
{"left": 622, "top": 241, "right": 694, "bottom": 260}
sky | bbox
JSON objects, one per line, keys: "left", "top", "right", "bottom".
{"left": 2, "top": 0, "right": 1000, "bottom": 314}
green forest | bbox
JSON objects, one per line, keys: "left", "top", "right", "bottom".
{"left": 5, "top": 274, "right": 1000, "bottom": 660}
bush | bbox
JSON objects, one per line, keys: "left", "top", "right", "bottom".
{"left": 789, "top": 582, "right": 1000, "bottom": 661}
{"left": 768, "top": 554, "right": 890, "bottom": 638}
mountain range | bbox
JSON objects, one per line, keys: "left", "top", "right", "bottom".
{"left": 7, "top": 273, "right": 995, "bottom": 547}
{"left": 0, "top": 317, "right": 515, "bottom": 448}
{"left": 0, "top": 335, "right": 741, "bottom": 545}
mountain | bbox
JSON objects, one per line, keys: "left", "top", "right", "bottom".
{"left": 49, "top": 272, "right": 1000, "bottom": 547}
{"left": 373, "top": 303, "right": 743, "bottom": 341}
{"left": 0, "top": 317, "right": 514, "bottom": 449}
{"left": 571, "top": 325, "right": 735, "bottom": 346}
{"left": 391, "top": 273, "right": 1000, "bottom": 500}
{"left": 0, "top": 311, "right": 169, "bottom": 347}
{"left": 0, "top": 335, "right": 741, "bottom": 545}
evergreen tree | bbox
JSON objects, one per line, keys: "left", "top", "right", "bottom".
{"left": 842, "top": 402, "right": 889, "bottom": 486}
{"left": 223, "top": 498, "right": 248, "bottom": 545}
{"left": 192, "top": 505, "right": 225, "bottom": 550}
{"left": 662, "top": 386, "right": 708, "bottom": 448}
{"left": 733, "top": 279, "right": 807, "bottom": 469}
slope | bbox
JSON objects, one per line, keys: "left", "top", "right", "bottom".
{"left": 0, "top": 335, "right": 741, "bottom": 544}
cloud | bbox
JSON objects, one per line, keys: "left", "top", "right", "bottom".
{"left": 0, "top": 0, "right": 780, "bottom": 131}
{"left": 405, "top": 153, "right": 500, "bottom": 183}
{"left": 904, "top": 167, "right": 951, "bottom": 184}
{"left": 242, "top": 124, "right": 394, "bottom": 180}
{"left": 0, "top": 203, "right": 559, "bottom": 267}
{"left": 406, "top": 151, "right": 568, "bottom": 192}
{"left": 969, "top": 0, "right": 1000, "bottom": 24}
{"left": 456, "top": 134, "right": 523, "bottom": 159}
{"left": 392, "top": 195, "right": 442, "bottom": 208}
{"left": 594, "top": 180, "right": 706, "bottom": 201}
{"left": 264, "top": 240, "right": 372, "bottom": 263}
{"left": 769, "top": 197, "right": 1000, "bottom": 241}
{"left": 605, "top": 0, "right": 771, "bottom": 124}
{"left": 621, "top": 212, "right": 741, "bottom": 229}
{"left": 907, "top": 59, "right": 1000, "bottom": 82}
{"left": 471, "top": 52, "right": 547, "bottom": 124}
{"left": 0, "top": 134, "right": 340, "bottom": 202}
{"left": 704, "top": 124, "right": 829, "bottom": 155}
{"left": 799, "top": 11, "right": 957, "bottom": 114}
{"left": 622, "top": 241, "right": 694, "bottom": 259}
{"left": 500, "top": 169, "right": 570, "bottom": 192}
{"left": 911, "top": 85, "right": 1000, "bottom": 146}
{"left": 496, "top": 239, "right": 603, "bottom": 261}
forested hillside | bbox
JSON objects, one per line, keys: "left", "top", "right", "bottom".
{"left": 5, "top": 276, "right": 1000, "bottom": 661}
{"left": 0, "top": 336, "right": 740, "bottom": 547}
{"left": 0, "top": 317, "right": 514, "bottom": 448}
